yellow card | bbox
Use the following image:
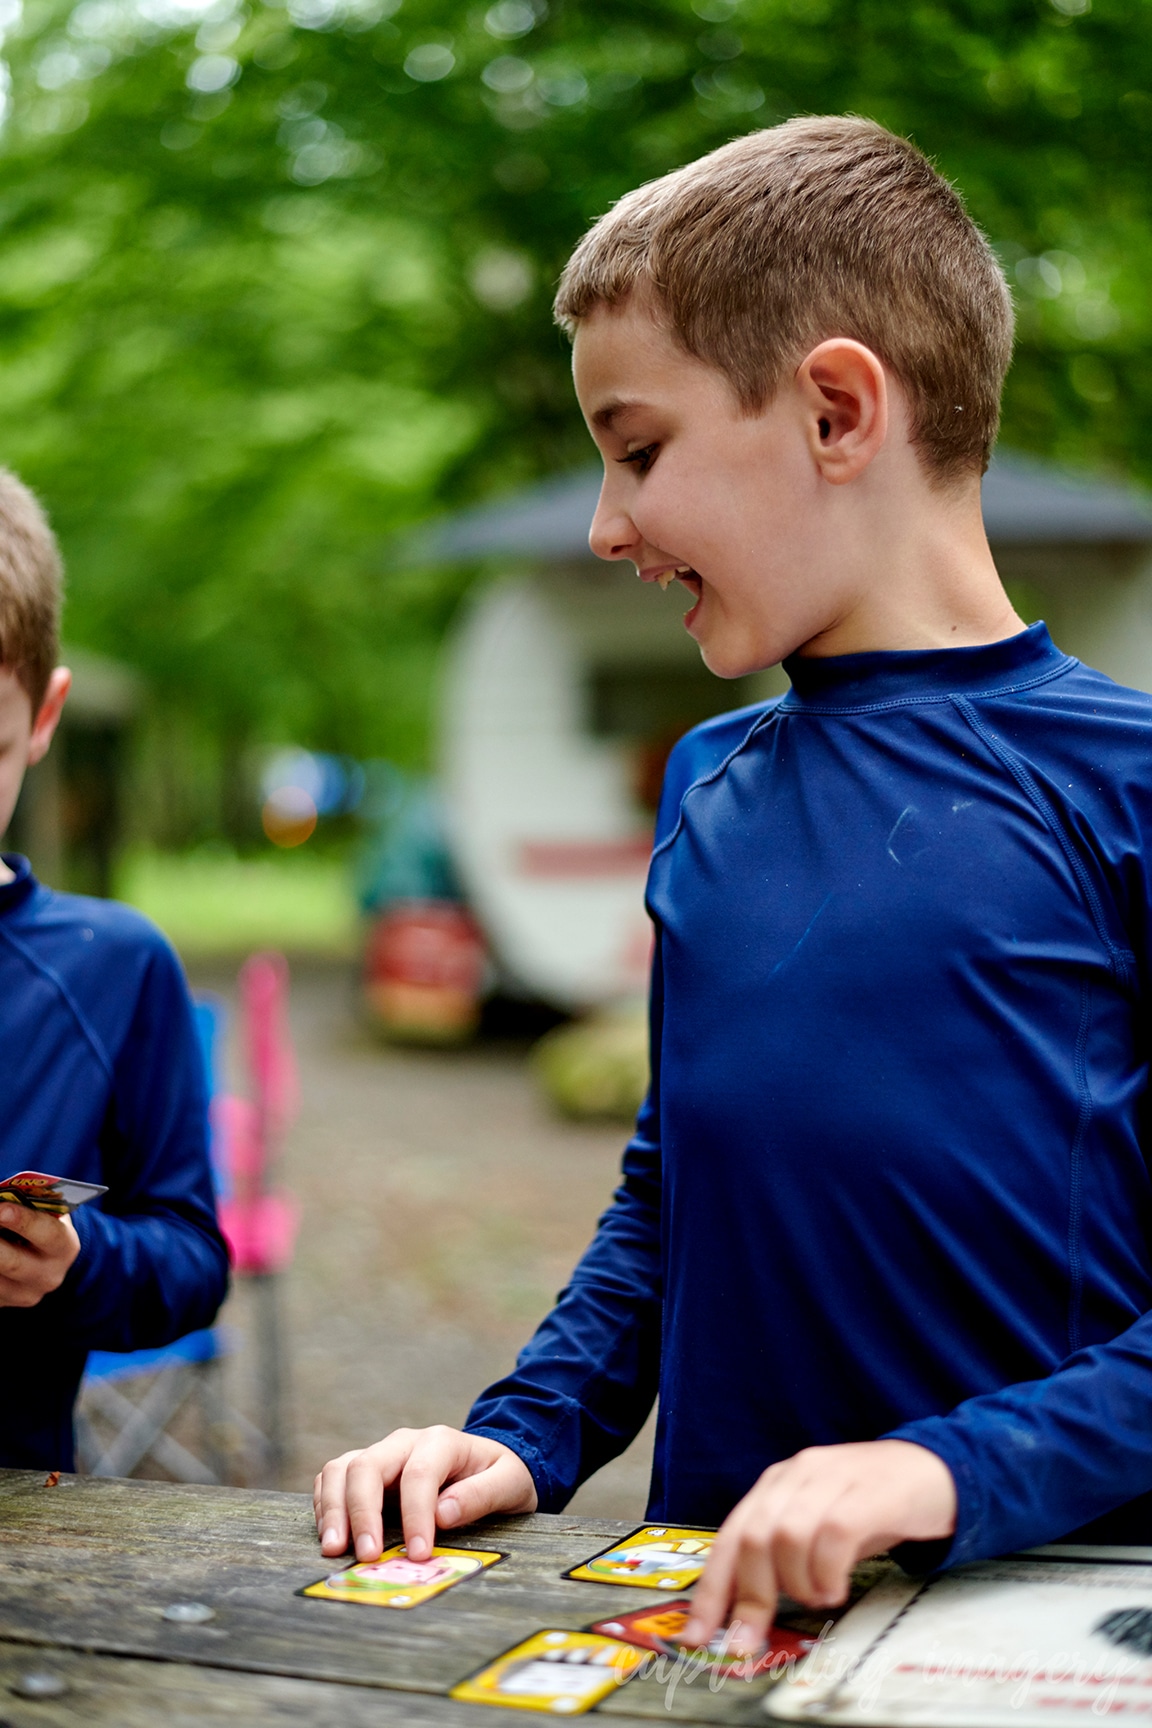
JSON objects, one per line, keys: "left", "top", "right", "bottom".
{"left": 563, "top": 1524, "right": 715, "bottom": 1590}
{"left": 450, "top": 1629, "right": 645, "bottom": 1714}
{"left": 299, "top": 1541, "right": 504, "bottom": 1609}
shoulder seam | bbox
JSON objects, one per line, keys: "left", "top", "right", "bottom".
{"left": 651, "top": 702, "right": 782, "bottom": 863}
{"left": 0, "top": 923, "right": 114, "bottom": 1079}
{"left": 953, "top": 695, "right": 1136, "bottom": 989}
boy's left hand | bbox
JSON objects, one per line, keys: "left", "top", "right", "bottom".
{"left": 0, "top": 1203, "right": 80, "bottom": 1307}
{"left": 683, "top": 1439, "right": 956, "bottom": 1649}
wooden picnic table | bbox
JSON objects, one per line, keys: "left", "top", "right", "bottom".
{"left": 0, "top": 1468, "right": 800, "bottom": 1726}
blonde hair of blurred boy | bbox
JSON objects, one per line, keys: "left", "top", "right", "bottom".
{"left": 0, "top": 469, "right": 72, "bottom": 886}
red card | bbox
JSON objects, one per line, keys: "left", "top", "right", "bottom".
{"left": 590, "top": 1599, "right": 817, "bottom": 1677}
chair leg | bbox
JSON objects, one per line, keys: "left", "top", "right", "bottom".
{"left": 198, "top": 1357, "right": 232, "bottom": 1486}
{"left": 252, "top": 1273, "right": 290, "bottom": 1485}
{"left": 73, "top": 1408, "right": 102, "bottom": 1474}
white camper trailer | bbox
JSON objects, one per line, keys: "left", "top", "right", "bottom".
{"left": 414, "top": 452, "right": 1152, "bottom": 1012}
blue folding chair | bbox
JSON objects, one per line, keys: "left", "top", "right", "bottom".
{"left": 75, "top": 995, "right": 240, "bottom": 1484}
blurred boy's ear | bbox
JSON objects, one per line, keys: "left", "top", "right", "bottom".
{"left": 27, "top": 667, "right": 71, "bottom": 767}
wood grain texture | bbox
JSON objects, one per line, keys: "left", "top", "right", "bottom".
{"left": 0, "top": 1471, "right": 865, "bottom": 1725}
{"left": 0, "top": 1639, "right": 782, "bottom": 1727}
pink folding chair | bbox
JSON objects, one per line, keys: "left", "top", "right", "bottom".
{"left": 214, "top": 953, "right": 301, "bottom": 1481}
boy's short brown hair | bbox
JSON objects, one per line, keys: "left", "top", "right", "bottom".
{"left": 555, "top": 116, "right": 1014, "bottom": 481}
{"left": 0, "top": 469, "right": 62, "bottom": 715}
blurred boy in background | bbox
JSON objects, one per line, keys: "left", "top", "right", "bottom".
{"left": 0, "top": 468, "right": 228, "bottom": 1470}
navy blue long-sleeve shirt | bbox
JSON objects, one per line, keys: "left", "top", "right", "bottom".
{"left": 0, "top": 856, "right": 229, "bottom": 1469}
{"left": 466, "top": 623, "right": 1152, "bottom": 1567}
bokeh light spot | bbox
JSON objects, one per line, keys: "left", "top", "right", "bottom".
{"left": 263, "top": 785, "right": 318, "bottom": 847}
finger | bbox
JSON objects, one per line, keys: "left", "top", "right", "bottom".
{"left": 804, "top": 1499, "right": 861, "bottom": 1608}
{"left": 345, "top": 1433, "right": 420, "bottom": 1561}
{"left": 0, "top": 1275, "right": 41, "bottom": 1309}
{"left": 0, "top": 1235, "right": 31, "bottom": 1281}
{"left": 316, "top": 1455, "right": 352, "bottom": 1553}
{"left": 683, "top": 1525, "right": 743, "bottom": 1646}
{"left": 773, "top": 1474, "right": 864, "bottom": 1607}
{"left": 0, "top": 1204, "right": 56, "bottom": 1247}
{"left": 436, "top": 1453, "right": 531, "bottom": 1530}
{"left": 725, "top": 1530, "right": 781, "bottom": 1650}
{"left": 398, "top": 1428, "right": 468, "bottom": 1562}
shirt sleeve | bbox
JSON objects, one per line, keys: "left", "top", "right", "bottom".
{"left": 888, "top": 1313, "right": 1152, "bottom": 1568}
{"left": 47, "top": 937, "right": 230, "bottom": 1352}
{"left": 463, "top": 730, "right": 718, "bottom": 1511}
{"left": 464, "top": 947, "right": 665, "bottom": 1513}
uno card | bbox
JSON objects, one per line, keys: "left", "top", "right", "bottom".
{"left": 563, "top": 1525, "right": 715, "bottom": 1590}
{"left": 450, "top": 1629, "right": 645, "bottom": 1714}
{"left": 299, "top": 1541, "right": 504, "bottom": 1609}
{"left": 0, "top": 1171, "right": 107, "bottom": 1216}
{"left": 590, "top": 1599, "right": 818, "bottom": 1678}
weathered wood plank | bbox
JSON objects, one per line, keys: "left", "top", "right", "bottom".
{"left": 0, "top": 1639, "right": 766, "bottom": 1728}
{"left": 0, "top": 1638, "right": 683, "bottom": 1728}
{"left": 0, "top": 1472, "right": 866, "bottom": 1723}
{"left": 0, "top": 1473, "right": 727, "bottom": 1701}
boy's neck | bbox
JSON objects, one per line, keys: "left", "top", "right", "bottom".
{"left": 0, "top": 856, "right": 14, "bottom": 886}
{"left": 796, "top": 473, "right": 1025, "bottom": 660}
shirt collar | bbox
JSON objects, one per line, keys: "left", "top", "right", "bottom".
{"left": 0, "top": 853, "right": 37, "bottom": 915}
{"left": 781, "top": 621, "right": 1072, "bottom": 710}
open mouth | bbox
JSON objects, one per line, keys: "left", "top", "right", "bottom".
{"left": 656, "top": 566, "right": 702, "bottom": 600}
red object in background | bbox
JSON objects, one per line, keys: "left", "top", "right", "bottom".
{"left": 517, "top": 837, "right": 652, "bottom": 878}
{"left": 364, "top": 900, "right": 486, "bottom": 1043}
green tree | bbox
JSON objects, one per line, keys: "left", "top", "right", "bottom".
{"left": 0, "top": 0, "right": 1145, "bottom": 834}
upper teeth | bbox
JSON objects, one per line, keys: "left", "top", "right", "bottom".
{"left": 657, "top": 567, "right": 691, "bottom": 590}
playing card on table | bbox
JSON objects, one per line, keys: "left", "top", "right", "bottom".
{"left": 563, "top": 1525, "right": 715, "bottom": 1590}
{"left": 0, "top": 1171, "right": 107, "bottom": 1216}
{"left": 450, "top": 1629, "right": 645, "bottom": 1714}
{"left": 299, "top": 1542, "right": 504, "bottom": 1609}
{"left": 590, "top": 1598, "right": 819, "bottom": 1677}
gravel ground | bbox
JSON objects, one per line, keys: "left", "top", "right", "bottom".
{"left": 188, "top": 958, "right": 656, "bottom": 1521}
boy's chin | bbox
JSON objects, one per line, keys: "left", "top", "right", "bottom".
{"left": 697, "top": 633, "right": 776, "bottom": 681}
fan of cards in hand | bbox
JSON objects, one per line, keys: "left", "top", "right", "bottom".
{"left": 0, "top": 1171, "right": 107, "bottom": 1217}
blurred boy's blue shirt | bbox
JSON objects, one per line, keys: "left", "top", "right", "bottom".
{"left": 0, "top": 858, "right": 229, "bottom": 1470}
{"left": 466, "top": 622, "right": 1152, "bottom": 1565}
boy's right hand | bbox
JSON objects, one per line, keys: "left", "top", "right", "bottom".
{"left": 313, "top": 1427, "right": 538, "bottom": 1562}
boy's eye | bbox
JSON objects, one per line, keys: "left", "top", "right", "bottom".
{"left": 617, "top": 443, "right": 658, "bottom": 475}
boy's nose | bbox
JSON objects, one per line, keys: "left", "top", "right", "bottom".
{"left": 588, "top": 482, "right": 641, "bottom": 564}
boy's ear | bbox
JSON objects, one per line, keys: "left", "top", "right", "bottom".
{"left": 796, "top": 339, "right": 889, "bottom": 485}
{"left": 27, "top": 667, "right": 71, "bottom": 767}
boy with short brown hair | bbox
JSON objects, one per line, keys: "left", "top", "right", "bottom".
{"left": 0, "top": 467, "right": 228, "bottom": 1470}
{"left": 318, "top": 117, "right": 1152, "bottom": 1645}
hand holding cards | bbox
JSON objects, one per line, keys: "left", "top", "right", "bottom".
{"left": 0, "top": 1172, "right": 98, "bottom": 1308}
{"left": 0, "top": 1171, "right": 106, "bottom": 1216}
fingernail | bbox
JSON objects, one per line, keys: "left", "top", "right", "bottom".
{"left": 408, "top": 1534, "right": 429, "bottom": 1560}
{"left": 682, "top": 1620, "right": 703, "bottom": 1645}
{"left": 437, "top": 1497, "right": 460, "bottom": 1526}
{"left": 321, "top": 1528, "right": 338, "bottom": 1551}
{"left": 354, "top": 1534, "right": 376, "bottom": 1560}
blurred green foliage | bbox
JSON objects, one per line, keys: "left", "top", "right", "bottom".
{"left": 0, "top": 0, "right": 1146, "bottom": 835}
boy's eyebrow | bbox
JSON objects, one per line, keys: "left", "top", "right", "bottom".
{"left": 591, "top": 398, "right": 646, "bottom": 431}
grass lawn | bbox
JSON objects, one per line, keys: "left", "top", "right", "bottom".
{"left": 117, "top": 847, "right": 360, "bottom": 959}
